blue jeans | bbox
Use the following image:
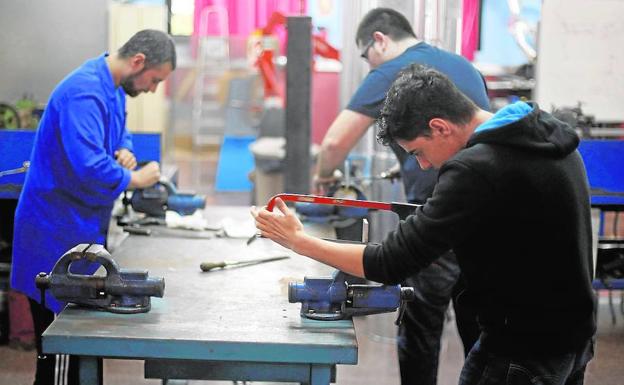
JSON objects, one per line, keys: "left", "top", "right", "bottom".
{"left": 459, "top": 336, "right": 594, "bottom": 385}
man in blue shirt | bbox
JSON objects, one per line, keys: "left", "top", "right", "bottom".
{"left": 11, "top": 29, "right": 176, "bottom": 385}
{"left": 313, "top": 8, "right": 489, "bottom": 385}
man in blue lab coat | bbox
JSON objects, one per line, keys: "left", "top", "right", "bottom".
{"left": 11, "top": 29, "right": 176, "bottom": 385}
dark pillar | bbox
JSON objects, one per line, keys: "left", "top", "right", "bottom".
{"left": 284, "top": 16, "right": 312, "bottom": 194}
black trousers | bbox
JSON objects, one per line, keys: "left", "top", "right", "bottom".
{"left": 398, "top": 251, "right": 480, "bottom": 385}
{"left": 459, "top": 336, "right": 594, "bottom": 385}
{"left": 29, "top": 299, "right": 78, "bottom": 385}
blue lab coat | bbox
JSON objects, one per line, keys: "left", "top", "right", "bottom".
{"left": 11, "top": 53, "right": 133, "bottom": 313}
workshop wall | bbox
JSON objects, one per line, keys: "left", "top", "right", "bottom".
{"left": 535, "top": 0, "right": 624, "bottom": 122}
{"left": 109, "top": 2, "right": 169, "bottom": 133}
{"left": 0, "top": 0, "right": 108, "bottom": 105}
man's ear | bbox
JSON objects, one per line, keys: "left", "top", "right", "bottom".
{"left": 372, "top": 31, "right": 386, "bottom": 48}
{"left": 128, "top": 53, "right": 146, "bottom": 72}
{"left": 428, "top": 118, "right": 452, "bottom": 137}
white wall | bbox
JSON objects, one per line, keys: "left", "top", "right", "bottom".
{"left": 0, "top": 0, "right": 108, "bottom": 104}
{"left": 536, "top": 0, "right": 624, "bottom": 122}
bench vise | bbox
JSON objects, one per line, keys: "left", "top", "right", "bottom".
{"left": 289, "top": 270, "right": 414, "bottom": 322}
{"left": 128, "top": 179, "right": 206, "bottom": 218}
{"left": 35, "top": 244, "right": 165, "bottom": 314}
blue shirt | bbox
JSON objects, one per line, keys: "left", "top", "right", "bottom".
{"left": 11, "top": 53, "right": 133, "bottom": 313}
{"left": 347, "top": 42, "right": 490, "bottom": 203}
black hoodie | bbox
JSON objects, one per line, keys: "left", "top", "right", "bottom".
{"left": 364, "top": 102, "right": 596, "bottom": 355}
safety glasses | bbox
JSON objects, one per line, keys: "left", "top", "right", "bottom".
{"left": 360, "top": 39, "right": 375, "bottom": 60}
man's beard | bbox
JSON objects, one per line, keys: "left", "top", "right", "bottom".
{"left": 120, "top": 69, "right": 145, "bottom": 97}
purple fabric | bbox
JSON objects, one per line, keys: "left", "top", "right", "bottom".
{"left": 191, "top": 0, "right": 306, "bottom": 56}
{"left": 462, "top": 0, "right": 480, "bottom": 61}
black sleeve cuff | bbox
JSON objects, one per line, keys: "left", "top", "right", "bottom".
{"left": 363, "top": 243, "right": 396, "bottom": 284}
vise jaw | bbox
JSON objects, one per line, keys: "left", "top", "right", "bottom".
{"left": 129, "top": 179, "right": 206, "bottom": 218}
{"left": 288, "top": 270, "right": 414, "bottom": 322}
{"left": 35, "top": 243, "right": 164, "bottom": 314}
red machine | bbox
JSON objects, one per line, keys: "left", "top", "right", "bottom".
{"left": 254, "top": 12, "right": 340, "bottom": 98}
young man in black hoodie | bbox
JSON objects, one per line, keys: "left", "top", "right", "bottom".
{"left": 252, "top": 64, "right": 596, "bottom": 384}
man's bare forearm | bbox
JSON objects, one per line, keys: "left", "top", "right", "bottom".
{"left": 316, "top": 149, "right": 349, "bottom": 178}
{"left": 294, "top": 233, "right": 367, "bottom": 277}
{"left": 316, "top": 110, "right": 375, "bottom": 177}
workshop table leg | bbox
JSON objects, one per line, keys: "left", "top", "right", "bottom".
{"left": 306, "top": 364, "right": 332, "bottom": 385}
{"left": 78, "top": 356, "right": 103, "bottom": 385}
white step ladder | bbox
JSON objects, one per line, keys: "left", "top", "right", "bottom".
{"left": 192, "top": 6, "right": 230, "bottom": 147}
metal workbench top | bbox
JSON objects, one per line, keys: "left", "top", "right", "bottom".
{"left": 42, "top": 206, "right": 357, "bottom": 383}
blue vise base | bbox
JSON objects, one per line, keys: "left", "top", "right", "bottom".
{"left": 288, "top": 270, "right": 408, "bottom": 321}
{"left": 130, "top": 179, "right": 206, "bottom": 218}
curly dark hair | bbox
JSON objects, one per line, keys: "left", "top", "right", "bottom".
{"left": 377, "top": 64, "right": 477, "bottom": 145}
{"left": 118, "top": 29, "right": 177, "bottom": 70}
{"left": 355, "top": 8, "right": 416, "bottom": 46}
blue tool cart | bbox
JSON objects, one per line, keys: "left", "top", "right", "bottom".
{"left": 578, "top": 139, "right": 624, "bottom": 324}
{"left": 579, "top": 140, "right": 624, "bottom": 288}
{"left": 0, "top": 129, "right": 162, "bottom": 200}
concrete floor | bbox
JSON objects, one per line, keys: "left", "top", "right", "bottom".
{"left": 1, "top": 149, "right": 623, "bottom": 384}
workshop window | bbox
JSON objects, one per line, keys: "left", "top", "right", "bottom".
{"left": 169, "top": 0, "right": 194, "bottom": 36}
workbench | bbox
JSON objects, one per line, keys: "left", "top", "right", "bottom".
{"left": 41, "top": 206, "right": 358, "bottom": 385}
